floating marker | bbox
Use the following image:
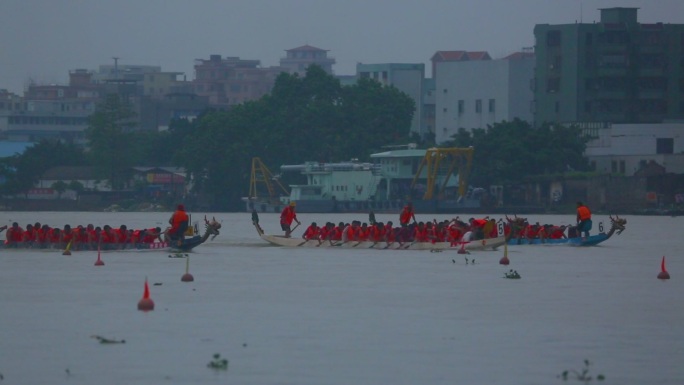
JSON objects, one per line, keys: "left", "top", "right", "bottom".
{"left": 181, "top": 256, "right": 194, "bottom": 282}
{"left": 94, "top": 243, "right": 104, "bottom": 266}
{"left": 62, "top": 240, "right": 72, "bottom": 256}
{"left": 658, "top": 256, "right": 670, "bottom": 280}
{"left": 499, "top": 243, "right": 510, "bottom": 265}
{"left": 457, "top": 242, "right": 469, "bottom": 255}
{"left": 137, "top": 278, "right": 155, "bottom": 311}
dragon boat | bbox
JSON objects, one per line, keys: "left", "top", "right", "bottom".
{"left": 252, "top": 217, "right": 505, "bottom": 251}
{"left": 162, "top": 216, "right": 222, "bottom": 251}
{"left": 1, "top": 216, "right": 222, "bottom": 252}
{"left": 505, "top": 214, "right": 627, "bottom": 247}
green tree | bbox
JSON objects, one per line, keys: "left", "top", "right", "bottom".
{"left": 0, "top": 140, "right": 86, "bottom": 195}
{"left": 69, "top": 180, "right": 85, "bottom": 196}
{"left": 176, "top": 65, "right": 416, "bottom": 209}
{"left": 51, "top": 180, "right": 68, "bottom": 198}
{"left": 85, "top": 94, "right": 138, "bottom": 189}
{"left": 441, "top": 119, "right": 590, "bottom": 186}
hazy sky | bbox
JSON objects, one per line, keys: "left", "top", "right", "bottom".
{"left": 1, "top": 0, "right": 682, "bottom": 94}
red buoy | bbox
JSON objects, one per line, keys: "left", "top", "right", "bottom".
{"left": 658, "top": 256, "right": 670, "bottom": 280}
{"left": 457, "top": 242, "right": 468, "bottom": 254}
{"left": 137, "top": 279, "right": 155, "bottom": 311}
{"left": 181, "top": 273, "right": 194, "bottom": 282}
{"left": 94, "top": 247, "right": 104, "bottom": 266}
{"left": 181, "top": 256, "right": 194, "bottom": 282}
{"left": 499, "top": 243, "right": 510, "bottom": 265}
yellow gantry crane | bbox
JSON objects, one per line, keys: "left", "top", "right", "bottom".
{"left": 410, "top": 147, "right": 474, "bottom": 200}
{"left": 248, "top": 157, "right": 290, "bottom": 204}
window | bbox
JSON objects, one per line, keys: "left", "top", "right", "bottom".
{"left": 547, "top": 30, "right": 561, "bottom": 46}
{"left": 619, "top": 160, "right": 626, "bottom": 174}
{"left": 656, "top": 138, "right": 674, "bottom": 154}
{"left": 555, "top": 101, "right": 560, "bottom": 113}
{"left": 488, "top": 99, "right": 495, "bottom": 113}
{"left": 475, "top": 99, "right": 482, "bottom": 113}
{"left": 611, "top": 161, "right": 617, "bottom": 173}
{"left": 547, "top": 78, "right": 560, "bottom": 93}
{"left": 458, "top": 100, "right": 464, "bottom": 114}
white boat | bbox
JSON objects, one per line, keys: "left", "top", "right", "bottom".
{"left": 244, "top": 146, "right": 484, "bottom": 213}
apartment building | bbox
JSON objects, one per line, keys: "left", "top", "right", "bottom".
{"left": 193, "top": 55, "right": 284, "bottom": 108}
{"left": 433, "top": 50, "right": 535, "bottom": 144}
{"left": 534, "top": 7, "right": 684, "bottom": 125}
{"left": 280, "top": 45, "right": 336, "bottom": 76}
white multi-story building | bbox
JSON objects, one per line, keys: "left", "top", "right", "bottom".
{"left": 280, "top": 45, "right": 335, "bottom": 76}
{"left": 584, "top": 122, "right": 684, "bottom": 176}
{"left": 433, "top": 51, "right": 534, "bottom": 144}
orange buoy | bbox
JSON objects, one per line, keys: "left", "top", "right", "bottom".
{"left": 658, "top": 256, "right": 670, "bottom": 280}
{"left": 499, "top": 243, "right": 510, "bottom": 265}
{"left": 137, "top": 278, "right": 155, "bottom": 311}
{"left": 181, "top": 256, "right": 194, "bottom": 282}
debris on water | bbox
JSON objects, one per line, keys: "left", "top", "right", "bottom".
{"left": 504, "top": 269, "right": 521, "bottom": 279}
{"left": 153, "top": 282, "right": 163, "bottom": 286}
{"left": 91, "top": 335, "right": 126, "bottom": 344}
{"left": 207, "top": 353, "right": 229, "bottom": 370}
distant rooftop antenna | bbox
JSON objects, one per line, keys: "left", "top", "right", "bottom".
{"left": 112, "top": 57, "right": 120, "bottom": 78}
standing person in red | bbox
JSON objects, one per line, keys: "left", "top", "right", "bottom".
{"left": 399, "top": 202, "right": 416, "bottom": 227}
{"left": 576, "top": 201, "right": 592, "bottom": 238}
{"left": 168, "top": 204, "right": 189, "bottom": 243}
{"left": 280, "top": 201, "right": 300, "bottom": 238}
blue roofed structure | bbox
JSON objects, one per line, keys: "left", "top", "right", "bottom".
{"left": 0, "top": 141, "right": 34, "bottom": 158}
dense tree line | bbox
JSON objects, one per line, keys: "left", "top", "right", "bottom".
{"left": 441, "top": 120, "right": 591, "bottom": 186}
{"left": 0, "top": 65, "right": 590, "bottom": 210}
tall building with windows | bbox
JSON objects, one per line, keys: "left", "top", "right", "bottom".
{"left": 433, "top": 50, "right": 534, "bottom": 144}
{"left": 193, "top": 55, "right": 283, "bottom": 108}
{"left": 534, "top": 7, "right": 684, "bottom": 126}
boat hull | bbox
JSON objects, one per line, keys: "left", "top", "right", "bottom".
{"left": 506, "top": 233, "right": 612, "bottom": 247}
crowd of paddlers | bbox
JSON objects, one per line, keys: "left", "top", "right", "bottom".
{"left": 1, "top": 222, "right": 166, "bottom": 250}
{"left": 297, "top": 216, "right": 571, "bottom": 245}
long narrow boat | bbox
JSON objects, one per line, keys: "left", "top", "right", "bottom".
{"left": 506, "top": 215, "right": 626, "bottom": 247}
{"left": 253, "top": 221, "right": 505, "bottom": 251}
{"left": 1, "top": 217, "right": 222, "bottom": 252}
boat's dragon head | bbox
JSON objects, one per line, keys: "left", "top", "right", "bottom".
{"left": 505, "top": 214, "right": 527, "bottom": 229}
{"left": 609, "top": 214, "right": 627, "bottom": 235}
{"left": 204, "top": 216, "right": 222, "bottom": 240}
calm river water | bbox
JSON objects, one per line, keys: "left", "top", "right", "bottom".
{"left": 0, "top": 211, "right": 682, "bottom": 385}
